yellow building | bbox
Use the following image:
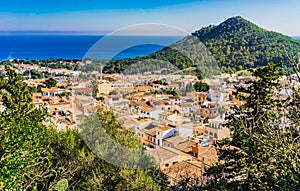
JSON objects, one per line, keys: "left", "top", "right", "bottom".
{"left": 190, "top": 92, "right": 207, "bottom": 106}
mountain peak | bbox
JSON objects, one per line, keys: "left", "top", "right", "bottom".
{"left": 221, "top": 16, "right": 244, "bottom": 26}
{"left": 192, "top": 16, "right": 300, "bottom": 69}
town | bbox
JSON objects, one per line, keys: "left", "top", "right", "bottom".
{"left": 1, "top": 59, "right": 298, "bottom": 186}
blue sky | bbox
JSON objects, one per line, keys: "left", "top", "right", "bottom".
{"left": 0, "top": 0, "right": 299, "bottom": 36}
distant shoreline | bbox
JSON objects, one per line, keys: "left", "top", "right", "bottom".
{"left": 0, "top": 35, "right": 181, "bottom": 61}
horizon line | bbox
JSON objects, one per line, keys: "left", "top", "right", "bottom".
{"left": 0, "top": 30, "right": 186, "bottom": 36}
{"left": 0, "top": 30, "right": 299, "bottom": 38}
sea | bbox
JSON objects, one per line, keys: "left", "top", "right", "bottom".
{"left": 0, "top": 34, "right": 299, "bottom": 61}
{"left": 0, "top": 34, "right": 182, "bottom": 61}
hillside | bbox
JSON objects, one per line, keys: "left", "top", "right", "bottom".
{"left": 192, "top": 16, "right": 300, "bottom": 70}
{"left": 83, "top": 16, "right": 300, "bottom": 75}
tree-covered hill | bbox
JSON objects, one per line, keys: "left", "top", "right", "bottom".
{"left": 81, "top": 16, "right": 300, "bottom": 76}
{"left": 192, "top": 16, "right": 300, "bottom": 70}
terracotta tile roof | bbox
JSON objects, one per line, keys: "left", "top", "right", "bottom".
{"left": 41, "top": 88, "right": 58, "bottom": 93}
{"left": 164, "top": 136, "right": 192, "bottom": 152}
{"left": 48, "top": 97, "right": 70, "bottom": 105}
{"left": 71, "top": 87, "right": 93, "bottom": 93}
{"left": 139, "top": 106, "right": 154, "bottom": 113}
{"left": 162, "top": 161, "right": 203, "bottom": 186}
{"left": 158, "top": 125, "right": 172, "bottom": 131}
{"left": 169, "top": 96, "right": 180, "bottom": 99}
{"left": 134, "top": 86, "right": 153, "bottom": 91}
{"left": 137, "top": 101, "right": 148, "bottom": 107}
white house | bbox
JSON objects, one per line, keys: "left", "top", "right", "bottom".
{"left": 155, "top": 125, "right": 177, "bottom": 146}
{"left": 138, "top": 107, "right": 163, "bottom": 120}
{"left": 169, "top": 96, "right": 182, "bottom": 105}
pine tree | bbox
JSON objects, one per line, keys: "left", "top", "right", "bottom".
{"left": 205, "top": 62, "right": 300, "bottom": 190}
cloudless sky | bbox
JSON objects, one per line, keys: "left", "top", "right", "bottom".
{"left": 0, "top": 0, "right": 299, "bottom": 36}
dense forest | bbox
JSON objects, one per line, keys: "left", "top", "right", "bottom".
{"left": 192, "top": 16, "right": 300, "bottom": 71}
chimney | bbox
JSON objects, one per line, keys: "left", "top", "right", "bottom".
{"left": 100, "top": 65, "right": 103, "bottom": 81}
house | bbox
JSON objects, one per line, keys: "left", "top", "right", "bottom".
{"left": 162, "top": 84, "right": 179, "bottom": 91}
{"left": 176, "top": 123, "right": 195, "bottom": 137}
{"left": 139, "top": 123, "right": 160, "bottom": 148}
{"left": 48, "top": 97, "right": 71, "bottom": 113}
{"left": 127, "top": 92, "right": 146, "bottom": 102}
{"left": 163, "top": 135, "right": 196, "bottom": 154}
{"left": 156, "top": 124, "right": 177, "bottom": 146}
{"left": 50, "top": 68, "right": 69, "bottom": 76}
{"left": 204, "top": 118, "right": 230, "bottom": 141}
{"left": 20, "top": 64, "right": 40, "bottom": 70}
{"left": 108, "top": 94, "right": 122, "bottom": 104}
{"left": 191, "top": 143, "right": 217, "bottom": 165}
{"left": 206, "top": 80, "right": 229, "bottom": 103}
{"left": 147, "top": 146, "right": 192, "bottom": 170}
{"left": 199, "top": 102, "right": 220, "bottom": 119}
{"left": 152, "top": 84, "right": 162, "bottom": 90}
{"left": 169, "top": 96, "right": 182, "bottom": 105}
{"left": 166, "top": 112, "right": 187, "bottom": 126}
{"left": 111, "top": 82, "right": 134, "bottom": 89}
{"left": 41, "top": 88, "right": 64, "bottom": 97}
{"left": 128, "top": 101, "right": 139, "bottom": 114}
{"left": 134, "top": 86, "right": 153, "bottom": 92}
{"left": 137, "top": 106, "right": 163, "bottom": 120}
{"left": 50, "top": 110, "right": 76, "bottom": 131}
{"left": 190, "top": 92, "right": 207, "bottom": 106}
{"left": 69, "top": 87, "right": 93, "bottom": 94}
{"left": 193, "top": 123, "right": 206, "bottom": 138}
{"left": 181, "top": 102, "right": 194, "bottom": 117}
{"left": 162, "top": 160, "right": 204, "bottom": 186}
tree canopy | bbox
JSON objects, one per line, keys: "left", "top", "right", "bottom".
{"left": 192, "top": 16, "right": 300, "bottom": 71}
{"left": 44, "top": 77, "right": 57, "bottom": 88}
{"left": 193, "top": 81, "right": 209, "bottom": 92}
{"left": 204, "top": 62, "right": 300, "bottom": 190}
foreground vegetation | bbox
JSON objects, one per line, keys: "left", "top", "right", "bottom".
{"left": 204, "top": 62, "right": 300, "bottom": 190}
{"left": 0, "top": 67, "right": 167, "bottom": 190}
